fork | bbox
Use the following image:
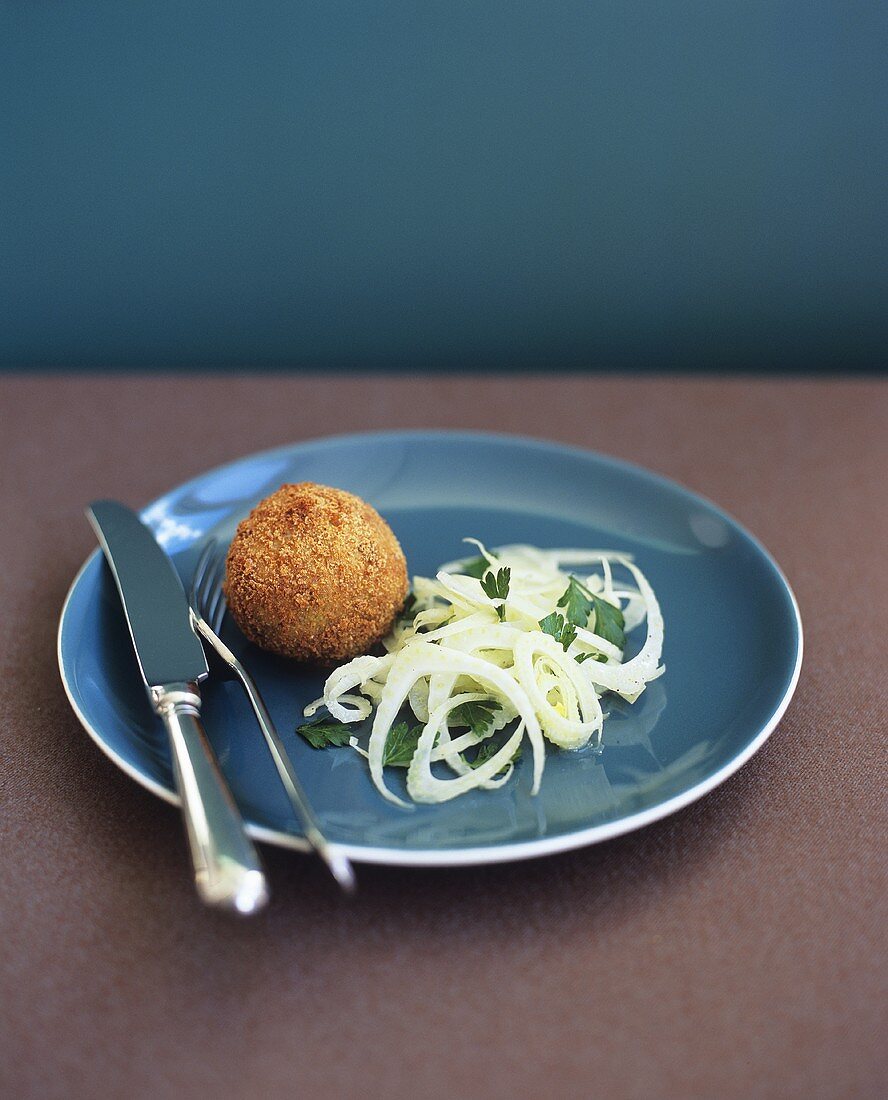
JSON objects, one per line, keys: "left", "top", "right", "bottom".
{"left": 189, "top": 540, "right": 356, "bottom": 893}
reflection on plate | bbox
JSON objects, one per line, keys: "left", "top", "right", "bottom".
{"left": 58, "top": 431, "right": 802, "bottom": 866}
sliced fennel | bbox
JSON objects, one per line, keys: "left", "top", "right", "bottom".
{"left": 303, "top": 541, "right": 664, "bottom": 806}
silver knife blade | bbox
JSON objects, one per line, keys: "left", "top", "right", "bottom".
{"left": 87, "top": 500, "right": 208, "bottom": 690}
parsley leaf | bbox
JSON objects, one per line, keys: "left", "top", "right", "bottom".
{"left": 590, "top": 593, "right": 626, "bottom": 649}
{"left": 557, "top": 576, "right": 593, "bottom": 627}
{"left": 539, "top": 611, "right": 563, "bottom": 638}
{"left": 538, "top": 612, "right": 577, "bottom": 651}
{"left": 383, "top": 720, "right": 430, "bottom": 767}
{"left": 297, "top": 716, "right": 354, "bottom": 750}
{"left": 398, "top": 593, "right": 418, "bottom": 623}
{"left": 458, "top": 556, "right": 490, "bottom": 579}
{"left": 464, "top": 739, "right": 523, "bottom": 775}
{"left": 480, "top": 566, "right": 511, "bottom": 620}
{"left": 575, "top": 651, "right": 608, "bottom": 664}
{"left": 450, "top": 699, "right": 500, "bottom": 735}
{"left": 298, "top": 714, "right": 433, "bottom": 769}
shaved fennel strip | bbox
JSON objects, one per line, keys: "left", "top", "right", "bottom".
{"left": 513, "top": 633, "right": 604, "bottom": 749}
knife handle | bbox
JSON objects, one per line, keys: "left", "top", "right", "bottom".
{"left": 154, "top": 683, "right": 269, "bottom": 914}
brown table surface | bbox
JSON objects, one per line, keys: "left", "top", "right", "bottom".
{"left": 1, "top": 375, "right": 886, "bottom": 1100}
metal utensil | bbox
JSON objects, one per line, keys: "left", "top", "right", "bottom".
{"left": 190, "top": 540, "right": 356, "bottom": 893}
{"left": 87, "top": 502, "right": 269, "bottom": 914}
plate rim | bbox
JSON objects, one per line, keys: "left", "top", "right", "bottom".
{"left": 57, "top": 429, "right": 804, "bottom": 866}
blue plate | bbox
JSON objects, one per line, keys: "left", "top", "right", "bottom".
{"left": 58, "top": 431, "right": 802, "bottom": 866}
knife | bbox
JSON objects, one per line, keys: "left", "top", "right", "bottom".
{"left": 87, "top": 500, "right": 269, "bottom": 914}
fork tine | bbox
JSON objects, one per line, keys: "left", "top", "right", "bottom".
{"left": 190, "top": 538, "right": 227, "bottom": 635}
{"left": 190, "top": 540, "right": 215, "bottom": 614}
{"left": 205, "top": 545, "right": 228, "bottom": 633}
{"left": 197, "top": 541, "right": 225, "bottom": 632}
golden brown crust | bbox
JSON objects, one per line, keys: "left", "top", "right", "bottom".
{"left": 224, "top": 482, "right": 408, "bottom": 662}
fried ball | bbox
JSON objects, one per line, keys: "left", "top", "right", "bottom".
{"left": 224, "top": 482, "right": 408, "bottom": 663}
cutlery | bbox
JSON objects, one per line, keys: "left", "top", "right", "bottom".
{"left": 190, "top": 540, "right": 356, "bottom": 892}
{"left": 87, "top": 501, "right": 268, "bottom": 914}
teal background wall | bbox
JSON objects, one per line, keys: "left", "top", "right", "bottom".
{"left": 2, "top": 2, "right": 886, "bottom": 372}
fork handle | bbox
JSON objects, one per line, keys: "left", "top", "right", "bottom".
{"left": 155, "top": 683, "right": 269, "bottom": 913}
{"left": 239, "top": 676, "right": 357, "bottom": 892}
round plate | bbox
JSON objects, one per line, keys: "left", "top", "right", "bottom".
{"left": 58, "top": 431, "right": 802, "bottom": 866}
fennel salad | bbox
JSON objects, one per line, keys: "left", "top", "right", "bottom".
{"left": 297, "top": 541, "right": 664, "bottom": 806}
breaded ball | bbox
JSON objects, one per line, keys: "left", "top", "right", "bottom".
{"left": 224, "top": 482, "right": 408, "bottom": 663}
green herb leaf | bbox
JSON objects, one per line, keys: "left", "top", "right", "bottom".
{"left": 539, "top": 611, "right": 564, "bottom": 639}
{"left": 450, "top": 699, "right": 500, "bottom": 736}
{"left": 575, "top": 651, "right": 609, "bottom": 664}
{"left": 590, "top": 593, "right": 626, "bottom": 649}
{"left": 383, "top": 720, "right": 428, "bottom": 767}
{"left": 458, "top": 556, "right": 490, "bottom": 579}
{"left": 557, "top": 576, "right": 593, "bottom": 627}
{"left": 480, "top": 566, "right": 511, "bottom": 620}
{"left": 464, "top": 739, "right": 523, "bottom": 775}
{"left": 297, "top": 716, "right": 354, "bottom": 750}
{"left": 398, "top": 593, "right": 418, "bottom": 623}
{"left": 538, "top": 612, "right": 576, "bottom": 651}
